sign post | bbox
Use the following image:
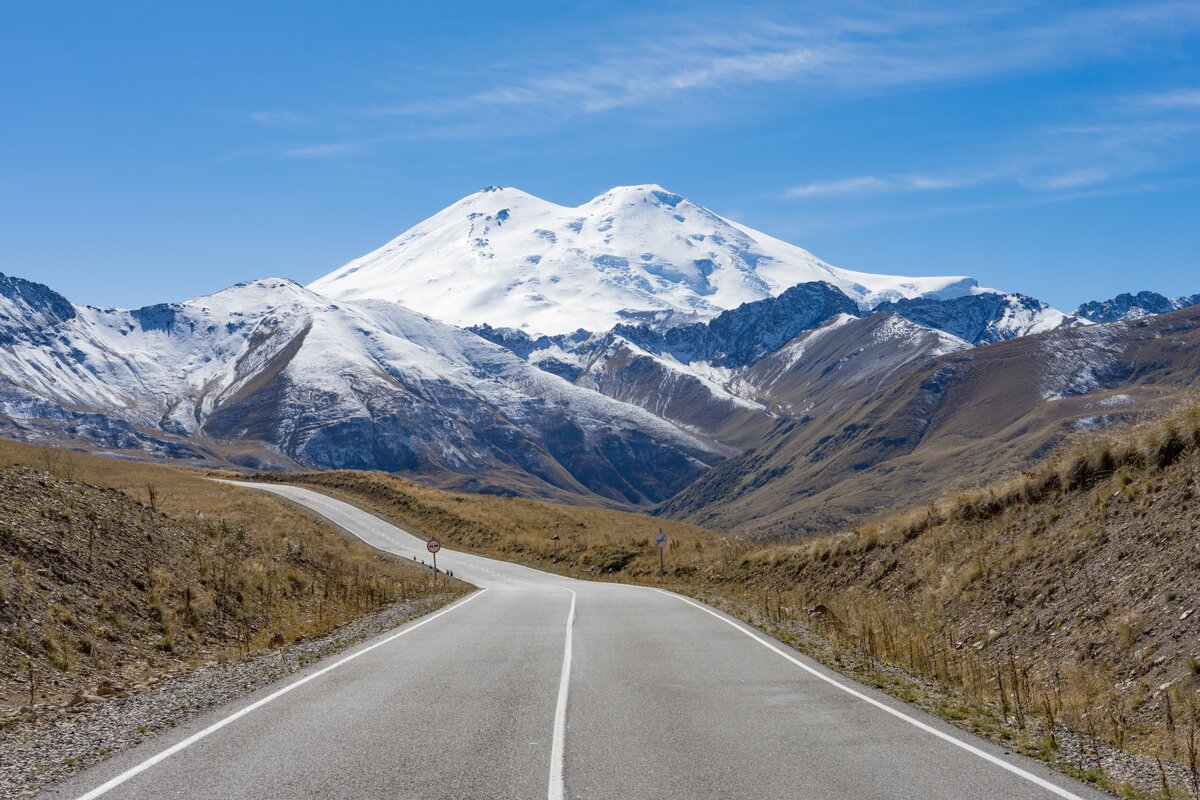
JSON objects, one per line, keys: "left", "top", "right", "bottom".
{"left": 655, "top": 529, "right": 667, "bottom": 577}
{"left": 552, "top": 531, "right": 560, "bottom": 558}
{"left": 426, "top": 538, "right": 442, "bottom": 585}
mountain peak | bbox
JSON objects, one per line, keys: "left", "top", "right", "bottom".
{"left": 0, "top": 272, "right": 76, "bottom": 325}
{"left": 586, "top": 185, "right": 689, "bottom": 212}
{"left": 309, "top": 186, "right": 984, "bottom": 335}
{"left": 1074, "top": 290, "right": 1200, "bottom": 323}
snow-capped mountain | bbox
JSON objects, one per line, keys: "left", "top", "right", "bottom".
{"left": 874, "top": 292, "right": 1080, "bottom": 345}
{"left": 1073, "top": 291, "right": 1200, "bottom": 324}
{"left": 0, "top": 274, "right": 723, "bottom": 504}
{"left": 472, "top": 283, "right": 1079, "bottom": 442}
{"left": 310, "top": 184, "right": 982, "bottom": 335}
{"left": 4, "top": 177, "right": 1198, "bottom": 527}
{"left": 474, "top": 283, "right": 1054, "bottom": 449}
{"left": 661, "top": 305, "right": 1200, "bottom": 536}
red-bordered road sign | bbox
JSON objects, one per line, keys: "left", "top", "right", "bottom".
{"left": 426, "top": 538, "right": 442, "bottom": 554}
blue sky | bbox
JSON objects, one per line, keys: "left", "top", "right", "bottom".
{"left": 2, "top": 1, "right": 1198, "bottom": 311}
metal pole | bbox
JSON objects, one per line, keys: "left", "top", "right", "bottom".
{"left": 659, "top": 528, "right": 665, "bottom": 577}
{"left": 432, "top": 551, "right": 437, "bottom": 586}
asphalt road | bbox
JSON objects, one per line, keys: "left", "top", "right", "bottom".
{"left": 44, "top": 482, "right": 1111, "bottom": 800}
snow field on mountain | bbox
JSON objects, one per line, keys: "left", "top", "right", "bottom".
{"left": 311, "top": 184, "right": 981, "bottom": 335}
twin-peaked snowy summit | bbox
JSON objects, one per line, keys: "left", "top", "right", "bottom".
{"left": 310, "top": 184, "right": 981, "bottom": 335}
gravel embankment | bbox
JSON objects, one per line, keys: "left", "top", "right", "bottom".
{"left": 0, "top": 595, "right": 462, "bottom": 799}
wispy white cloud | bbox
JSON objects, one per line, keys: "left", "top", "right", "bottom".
{"left": 374, "top": 2, "right": 1199, "bottom": 123}
{"left": 1131, "top": 89, "right": 1200, "bottom": 109}
{"left": 785, "top": 110, "right": 1200, "bottom": 203}
{"left": 1022, "top": 167, "right": 1111, "bottom": 191}
{"left": 341, "top": 2, "right": 1199, "bottom": 136}
{"left": 251, "top": 110, "right": 307, "bottom": 126}
{"left": 770, "top": 180, "right": 1176, "bottom": 241}
{"left": 280, "top": 141, "right": 362, "bottom": 158}
{"left": 786, "top": 176, "right": 890, "bottom": 197}
{"left": 787, "top": 171, "right": 985, "bottom": 198}
{"left": 237, "top": 1, "right": 1200, "bottom": 173}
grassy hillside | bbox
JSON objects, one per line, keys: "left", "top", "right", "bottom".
{"left": 691, "top": 399, "right": 1200, "bottom": 795}
{"left": 0, "top": 440, "right": 460, "bottom": 715}
{"left": 246, "top": 469, "right": 726, "bottom": 579}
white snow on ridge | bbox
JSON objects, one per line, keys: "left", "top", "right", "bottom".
{"left": 310, "top": 184, "right": 981, "bottom": 335}
{"left": 779, "top": 313, "right": 859, "bottom": 370}
{"left": 997, "top": 294, "right": 1081, "bottom": 338}
{"left": 1038, "top": 326, "right": 1123, "bottom": 402}
{"left": 870, "top": 314, "right": 972, "bottom": 355}
{"left": 0, "top": 278, "right": 723, "bottom": 464}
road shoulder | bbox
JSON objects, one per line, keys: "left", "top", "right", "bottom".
{"left": 5, "top": 594, "right": 465, "bottom": 800}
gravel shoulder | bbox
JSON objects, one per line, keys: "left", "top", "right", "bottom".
{"left": 0, "top": 594, "right": 462, "bottom": 800}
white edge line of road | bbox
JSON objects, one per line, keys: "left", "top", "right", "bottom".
{"left": 654, "top": 589, "right": 1090, "bottom": 800}
{"left": 71, "top": 589, "right": 488, "bottom": 800}
{"left": 547, "top": 588, "right": 577, "bottom": 800}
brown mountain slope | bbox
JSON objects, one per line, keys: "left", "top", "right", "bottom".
{"left": 659, "top": 305, "right": 1200, "bottom": 537}
{"left": 691, "top": 399, "right": 1200, "bottom": 795}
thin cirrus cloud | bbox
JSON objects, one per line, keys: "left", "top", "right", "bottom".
{"left": 1133, "top": 89, "right": 1200, "bottom": 109}
{"left": 250, "top": 110, "right": 309, "bottom": 127}
{"left": 786, "top": 173, "right": 983, "bottom": 198}
{"left": 1020, "top": 168, "right": 1112, "bottom": 192}
{"left": 786, "top": 111, "right": 1199, "bottom": 202}
{"left": 361, "top": 2, "right": 1199, "bottom": 124}
{"left": 788, "top": 163, "right": 1130, "bottom": 202}
{"left": 785, "top": 176, "right": 892, "bottom": 198}
{"left": 279, "top": 142, "right": 363, "bottom": 159}
{"left": 243, "top": 2, "right": 1200, "bottom": 160}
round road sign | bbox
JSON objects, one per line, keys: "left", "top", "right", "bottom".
{"left": 655, "top": 532, "right": 668, "bottom": 548}
{"left": 426, "top": 538, "right": 442, "bottom": 554}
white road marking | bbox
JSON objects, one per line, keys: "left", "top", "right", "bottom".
{"left": 547, "top": 588, "right": 577, "bottom": 800}
{"left": 72, "top": 590, "right": 487, "bottom": 800}
{"left": 654, "top": 589, "right": 1090, "bottom": 800}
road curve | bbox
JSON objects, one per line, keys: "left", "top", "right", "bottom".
{"left": 42, "top": 482, "right": 1111, "bottom": 800}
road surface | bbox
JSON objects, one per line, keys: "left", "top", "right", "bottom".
{"left": 44, "top": 482, "right": 1110, "bottom": 800}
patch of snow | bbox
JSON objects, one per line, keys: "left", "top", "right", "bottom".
{"left": 778, "top": 313, "right": 859, "bottom": 370}
{"left": 1039, "top": 327, "right": 1124, "bottom": 401}
{"left": 1092, "top": 393, "right": 1133, "bottom": 408}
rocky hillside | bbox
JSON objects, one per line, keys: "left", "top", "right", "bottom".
{"left": 702, "top": 399, "right": 1200, "bottom": 779}
{"left": 660, "top": 304, "right": 1200, "bottom": 536}
{"left": 0, "top": 445, "right": 444, "bottom": 715}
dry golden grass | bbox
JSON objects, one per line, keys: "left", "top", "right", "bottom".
{"left": 248, "top": 469, "right": 728, "bottom": 581}
{"left": 0, "top": 440, "right": 460, "bottom": 712}
{"left": 693, "top": 397, "right": 1200, "bottom": 797}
